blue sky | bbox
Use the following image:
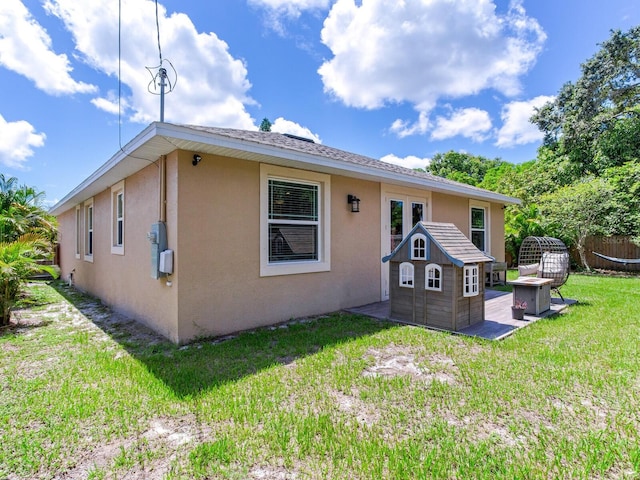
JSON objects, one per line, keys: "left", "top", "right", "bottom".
{"left": 1, "top": 0, "right": 638, "bottom": 205}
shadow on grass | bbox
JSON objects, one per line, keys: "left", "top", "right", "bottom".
{"left": 0, "top": 318, "right": 54, "bottom": 338}
{"left": 50, "top": 281, "right": 396, "bottom": 398}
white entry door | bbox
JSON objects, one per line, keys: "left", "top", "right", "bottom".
{"left": 381, "top": 194, "right": 427, "bottom": 300}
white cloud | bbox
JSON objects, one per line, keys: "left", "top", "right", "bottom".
{"left": 271, "top": 117, "right": 322, "bottom": 143}
{"left": 496, "top": 95, "right": 554, "bottom": 147}
{"left": 318, "top": 0, "right": 546, "bottom": 135}
{"left": 90, "top": 91, "right": 127, "bottom": 115}
{"left": 431, "top": 108, "right": 493, "bottom": 142}
{"left": 248, "top": 0, "right": 331, "bottom": 36}
{"left": 44, "top": 0, "right": 256, "bottom": 129}
{"left": 248, "top": 0, "right": 330, "bottom": 17}
{"left": 390, "top": 111, "right": 430, "bottom": 138}
{"left": 0, "top": 114, "right": 46, "bottom": 169}
{"left": 0, "top": 0, "right": 96, "bottom": 95}
{"left": 380, "top": 154, "right": 430, "bottom": 171}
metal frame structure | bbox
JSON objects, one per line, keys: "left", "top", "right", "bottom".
{"left": 518, "top": 236, "right": 570, "bottom": 300}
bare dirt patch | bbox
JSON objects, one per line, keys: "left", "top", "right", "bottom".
{"left": 362, "top": 344, "right": 459, "bottom": 385}
{"left": 331, "top": 389, "right": 381, "bottom": 427}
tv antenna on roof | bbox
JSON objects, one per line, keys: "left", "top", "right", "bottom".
{"left": 146, "top": 0, "right": 177, "bottom": 122}
{"left": 146, "top": 60, "right": 177, "bottom": 122}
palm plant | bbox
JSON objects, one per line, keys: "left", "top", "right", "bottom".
{"left": 504, "top": 203, "right": 545, "bottom": 264}
{"left": 0, "top": 234, "right": 58, "bottom": 326}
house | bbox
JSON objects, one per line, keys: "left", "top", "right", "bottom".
{"left": 382, "top": 221, "right": 494, "bottom": 331}
{"left": 50, "top": 122, "right": 519, "bottom": 344}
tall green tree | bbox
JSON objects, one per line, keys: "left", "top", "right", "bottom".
{"left": 427, "top": 151, "right": 506, "bottom": 186}
{"left": 538, "top": 178, "right": 613, "bottom": 271}
{"left": 259, "top": 118, "right": 272, "bottom": 132}
{"left": 531, "top": 26, "right": 640, "bottom": 176}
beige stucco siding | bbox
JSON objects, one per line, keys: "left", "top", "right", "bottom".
{"left": 173, "top": 151, "right": 381, "bottom": 341}
{"left": 56, "top": 146, "right": 509, "bottom": 344}
{"left": 431, "top": 191, "right": 505, "bottom": 262}
{"left": 431, "top": 192, "right": 468, "bottom": 230}
{"left": 56, "top": 159, "right": 180, "bottom": 342}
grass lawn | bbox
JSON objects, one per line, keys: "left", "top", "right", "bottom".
{"left": 1, "top": 274, "right": 639, "bottom": 479}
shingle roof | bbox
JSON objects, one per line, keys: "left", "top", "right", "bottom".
{"left": 383, "top": 221, "right": 494, "bottom": 267}
{"left": 184, "top": 124, "right": 506, "bottom": 197}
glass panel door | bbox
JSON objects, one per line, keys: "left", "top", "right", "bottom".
{"left": 412, "top": 202, "right": 424, "bottom": 226}
{"left": 390, "top": 200, "right": 403, "bottom": 252}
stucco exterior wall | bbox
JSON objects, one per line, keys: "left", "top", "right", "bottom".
{"left": 56, "top": 158, "right": 180, "bottom": 342}
{"left": 173, "top": 151, "right": 381, "bottom": 341}
{"left": 431, "top": 192, "right": 505, "bottom": 262}
{"left": 56, "top": 148, "right": 510, "bottom": 344}
{"left": 431, "top": 192, "right": 468, "bottom": 232}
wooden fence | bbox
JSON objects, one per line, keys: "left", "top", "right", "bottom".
{"left": 570, "top": 236, "right": 640, "bottom": 272}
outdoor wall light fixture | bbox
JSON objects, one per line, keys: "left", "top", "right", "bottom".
{"left": 347, "top": 194, "right": 361, "bottom": 213}
{"left": 192, "top": 154, "right": 202, "bottom": 166}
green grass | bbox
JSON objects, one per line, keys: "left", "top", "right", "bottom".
{"left": 1, "top": 275, "right": 639, "bottom": 479}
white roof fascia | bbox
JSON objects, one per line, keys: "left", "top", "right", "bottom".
{"left": 50, "top": 122, "right": 520, "bottom": 216}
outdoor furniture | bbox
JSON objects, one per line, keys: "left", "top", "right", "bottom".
{"left": 486, "top": 261, "right": 507, "bottom": 287}
{"left": 508, "top": 277, "right": 553, "bottom": 315}
{"left": 518, "top": 236, "right": 570, "bottom": 300}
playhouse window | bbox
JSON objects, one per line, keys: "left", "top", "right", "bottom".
{"left": 111, "top": 181, "right": 125, "bottom": 255}
{"left": 411, "top": 233, "right": 427, "bottom": 260}
{"left": 399, "top": 262, "right": 414, "bottom": 288}
{"left": 463, "top": 264, "right": 479, "bottom": 297}
{"left": 425, "top": 263, "right": 442, "bottom": 291}
{"left": 260, "top": 165, "right": 331, "bottom": 277}
{"left": 83, "top": 198, "right": 94, "bottom": 263}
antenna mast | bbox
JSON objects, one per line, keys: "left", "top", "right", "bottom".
{"left": 146, "top": 0, "right": 177, "bottom": 122}
{"left": 158, "top": 67, "right": 167, "bottom": 122}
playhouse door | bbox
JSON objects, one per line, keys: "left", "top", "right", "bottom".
{"left": 381, "top": 195, "right": 426, "bottom": 300}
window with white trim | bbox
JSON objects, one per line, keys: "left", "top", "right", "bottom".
{"left": 411, "top": 233, "right": 427, "bottom": 260}
{"left": 463, "top": 264, "right": 479, "bottom": 297}
{"left": 268, "top": 179, "right": 318, "bottom": 262}
{"left": 260, "top": 165, "right": 331, "bottom": 277}
{"left": 399, "top": 262, "right": 414, "bottom": 288}
{"left": 470, "top": 202, "right": 489, "bottom": 253}
{"left": 425, "top": 263, "right": 442, "bottom": 291}
{"left": 111, "top": 181, "right": 125, "bottom": 255}
{"left": 75, "top": 205, "right": 81, "bottom": 259}
{"left": 84, "top": 199, "right": 94, "bottom": 262}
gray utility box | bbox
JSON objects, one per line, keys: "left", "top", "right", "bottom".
{"left": 148, "top": 222, "right": 168, "bottom": 279}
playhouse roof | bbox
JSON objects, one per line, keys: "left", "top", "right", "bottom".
{"left": 50, "top": 122, "right": 520, "bottom": 216}
{"left": 383, "top": 221, "right": 494, "bottom": 267}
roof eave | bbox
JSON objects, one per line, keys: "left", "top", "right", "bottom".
{"left": 50, "top": 122, "right": 521, "bottom": 215}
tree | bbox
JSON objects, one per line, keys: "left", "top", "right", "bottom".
{"left": 0, "top": 174, "right": 57, "bottom": 244}
{"left": 538, "top": 178, "right": 613, "bottom": 271}
{"left": 531, "top": 26, "right": 640, "bottom": 176}
{"left": 427, "top": 151, "right": 506, "bottom": 186}
{"left": 602, "top": 161, "right": 640, "bottom": 243}
{"left": 504, "top": 203, "right": 545, "bottom": 264}
{"left": 259, "top": 118, "right": 272, "bottom": 132}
